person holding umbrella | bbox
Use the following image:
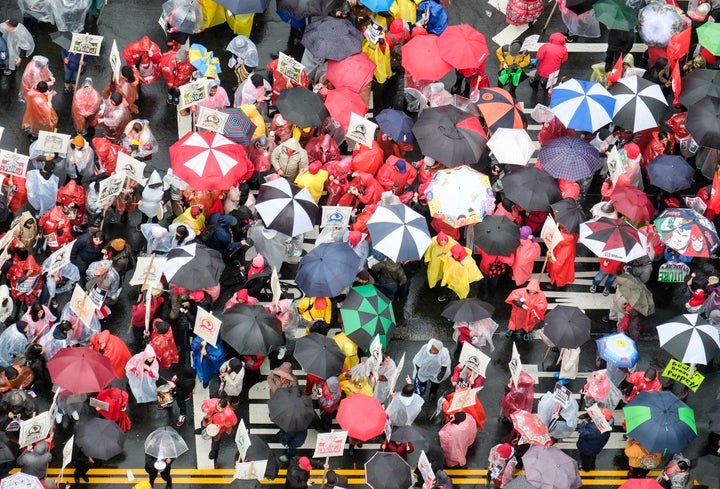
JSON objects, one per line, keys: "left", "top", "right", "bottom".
{"left": 71, "top": 443, "right": 93, "bottom": 484}
{"left": 144, "top": 453, "right": 174, "bottom": 489}
{"left": 504, "top": 279, "right": 548, "bottom": 341}
{"left": 622, "top": 367, "right": 661, "bottom": 403}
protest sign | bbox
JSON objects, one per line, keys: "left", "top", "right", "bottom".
{"left": 0, "top": 149, "right": 29, "bottom": 178}
{"left": 69, "top": 284, "right": 97, "bottom": 326}
{"left": 278, "top": 52, "right": 305, "bottom": 85}
{"left": 553, "top": 383, "right": 572, "bottom": 408}
{"left": 662, "top": 359, "right": 704, "bottom": 391}
{"left": 196, "top": 106, "right": 229, "bottom": 133}
{"left": 235, "top": 419, "right": 252, "bottom": 460}
{"left": 117, "top": 152, "right": 147, "bottom": 184}
{"left": 387, "top": 353, "right": 405, "bottom": 400}
{"left": 458, "top": 342, "right": 491, "bottom": 377}
{"left": 313, "top": 431, "right": 348, "bottom": 458}
{"left": 509, "top": 343, "right": 522, "bottom": 387}
{"left": 234, "top": 460, "right": 267, "bottom": 480}
{"left": 98, "top": 172, "right": 126, "bottom": 202}
{"left": 129, "top": 256, "right": 167, "bottom": 287}
{"left": 109, "top": 39, "right": 121, "bottom": 82}
{"left": 179, "top": 78, "right": 210, "bottom": 110}
{"left": 89, "top": 397, "right": 110, "bottom": 411}
{"left": 448, "top": 387, "right": 481, "bottom": 411}
{"left": 37, "top": 131, "right": 71, "bottom": 156}
{"left": 345, "top": 113, "right": 376, "bottom": 148}
{"left": 321, "top": 206, "right": 353, "bottom": 228}
{"left": 19, "top": 411, "right": 51, "bottom": 448}
{"left": 541, "top": 216, "right": 563, "bottom": 253}
{"left": 587, "top": 403, "right": 612, "bottom": 433}
{"left": 69, "top": 33, "right": 104, "bottom": 56}
{"left": 418, "top": 451, "right": 436, "bottom": 489}
{"left": 47, "top": 241, "right": 74, "bottom": 275}
{"left": 369, "top": 335, "right": 382, "bottom": 380}
{"left": 194, "top": 306, "right": 222, "bottom": 347}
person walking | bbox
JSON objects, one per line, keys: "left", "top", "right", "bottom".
{"left": 144, "top": 453, "right": 173, "bottom": 489}
{"left": 284, "top": 456, "right": 327, "bottom": 489}
{"left": 504, "top": 279, "right": 548, "bottom": 340}
{"left": 0, "top": 18, "right": 35, "bottom": 76}
{"left": 165, "top": 365, "right": 196, "bottom": 427}
{"left": 625, "top": 436, "right": 661, "bottom": 478}
{"left": 195, "top": 397, "right": 238, "bottom": 461}
{"left": 412, "top": 339, "right": 451, "bottom": 402}
{"left": 530, "top": 32, "right": 568, "bottom": 91}
{"left": 495, "top": 41, "right": 530, "bottom": 98}
{"left": 576, "top": 408, "right": 613, "bottom": 471}
{"left": 590, "top": 258, "right": 623, "bottom": 296}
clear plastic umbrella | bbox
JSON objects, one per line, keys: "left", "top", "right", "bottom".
{"left": 162, "top": 0, "right": 204, "bottom": 34}
{"left": 144, "top": 426, "right": 190, "bottom": 459}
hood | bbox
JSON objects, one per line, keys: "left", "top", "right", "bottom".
{"left": 98, "top": 329, "right": 111, "bottom": 344}
{"left": 142, "top": 344, "right": 157, "bottom": 362}
{"left": 325, "top": 376, "right": 340, "bottom": 392}
{"left": 280, "top": 138, "right": 303, "bottom": 152}
{"left": 147, "top": 170, "right": 162, "bottom": 187}
{"left": 526, "top": 279, "right": 541, "bottom": 293}
{"left": 549, "top": 32, "right": 566, "bottom": 46}
{"left": 33, "top": 441, "right": 49, "bottom": 454}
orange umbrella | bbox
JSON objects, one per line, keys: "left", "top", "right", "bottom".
{"left": 326, "top": 53, "right": 376, "bottom": 92}
{"left": 438, "top": 24, "right": 489, "bottom": 70}
{"left": 401, "top": 35, "right": 453, "bottom": 81}
{"left": 476, "top": 87, "right": 526, "bottom": 132}
{"left": 324, "top": 87, "right": 367, "bottom": 129}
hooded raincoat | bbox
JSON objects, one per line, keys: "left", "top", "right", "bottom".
{"left": 412, "top": 339, "right": 451, "bottom": 383}
{"left": 505, "top": 279, "right": 547, "bottom": 332}
{"left": 125, "top": 344, "right": 160, "bottom": 403}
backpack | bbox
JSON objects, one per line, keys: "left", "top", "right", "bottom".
{"left": 388, "top": 30, "right": 407, "bottom": 72}
{"left": 639, "top": 451, "right": 661, "bottom": 469}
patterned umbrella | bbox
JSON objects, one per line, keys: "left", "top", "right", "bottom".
{"left": 609, "top": 76, "right": 668, "bottom": 132}
{"left": 413, "top": 105, "right": 487, "bottom": 166}
{"left": 340, "top": 285, "right": 395, "bottom": 349}
{"left": 656, "top": 313, "right": 720, "bottom": 365}
{"left": 638, "top": 1, "right": 683, "bottom": 47}
{"left": 256, "top": 178, "right": 320, "bottom": 237}
{"left": 487, "top": 128, "right": 535, "bottom": 166}
{"left": 366, "top": 204, "right": 431, "bottom": 262}
{"left": 624, "top": 391, "right": 697, "bottom": 454}
{"left": 188, "top": 43, "right": 222, "bottom": 77}
{"left": 510, "top": 410, "right": 552, "bottom": 446}
{"left": 301, "top": 17, "right": 363, "bottom": 61}
{"left": 522, "top": 445, "right": 582, "bottom": 489}
{"left": 596, "top": 332, "right": 639, "bottom": 367}
{"left": 276, "top": 87, "right": 329, "bottom": 127}
{"left": 424, "top": 165, "right": 495, "bottom": 228}
{"left": 550, "top": 79, "right": 615, "bottom": 132}
{"left": 500, "top": 167, "right": 562, "bottom": 212}
{"left": 655, "top": 208, "right": 719, "bottom": 258}
{"left": 538, "top": 136, "right": 602, "bottom": 181}
{"left": 326, "top": 53, "right": 376, "bottom": 93}
{"left": 476, "top": 87, "right": 526, "bottom": 131}
{"left": 579, "top": 217, "right": 648, "bottom": 263}
{"left": 0, "top": 473, "right": 44, "bottom": 489}
{"left": 221, "top": 108, "right": 257, "bottom": 146}
{"left": 609, "top": 186, "right": 655, "bottom": 222}
{"left": 646, "top": 155, "right": 695, "bottom": 193}
{"left": 402, "top": 35, "right": 453, "bottom": 81}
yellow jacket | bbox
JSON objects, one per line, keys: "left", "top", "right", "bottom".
{"left": 334, "top": 333, "right": 359, "bottom": 370}
{"left": 362, "top": 39, "right": 392, "bottom": 84}
{"left": 297, "top": 296, "right": 332, "bottom": 323}
{"left": 440, "top": 247, "right": 483, "bottom": 299}
{"left": 495, "top": 45, "right": 531, "bottom": 69}
{"left": 424, "top": 236, "right": 459, "bottom": 288}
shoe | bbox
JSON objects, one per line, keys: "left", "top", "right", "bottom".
{"left": 82, "top": 476, "right": 89, "bottom": 483}
{"left": 529, "top": 80, "right": 539, "bottom": 91}
{"left": 601, "top": 315, "right": 610, "bottom": 323}
{"left": 55, "top": 413, "right": 63, "bottom": 424}
{"left": 167, "top": 93, "right": 174, "bottom": 104}
{"left": 202, "top": 381, "right": 209, "bottom": 389}
{"left": 603, "top": 288, "right": 610, "bottom": 296}
{"left": 176, "top": 415, "right": 186, "bottom": 427}
{"left": 71, "top": 410, "right": 80, "bottom": 421}
{"left": 64, "top": 86, "right": 71, "bottom": 94}
{"left": 208, "top": 450, "right": 218, "bottom": 460}
{"left": 522, "top": 333, "right": 531, "bottom": 341}
{"left": 589, "top": 285, "right": 597, "bottom": 293}
{"left": 3, "top": 70, "right": 12, "bottom": 76}
{"left": 505, "top": 329, "right": 514, "bottom": 338}
{"left": 277, "top": 346, "right": 287, "bottom": 360}
{"left": 194, "top": 427, "right": 204, "bottom": 435}
{"left": 279, "top": 455, "right": 289, "bottom": 462}
{"left": 437, "top": 294, "right": 448, "bottom": 302}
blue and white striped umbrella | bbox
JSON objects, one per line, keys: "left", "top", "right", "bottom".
{"left": 366, "top": 204, "right": 431, "bottom": 263}
{"left": 550, "top": 79, "right": 616, "bottom": 133}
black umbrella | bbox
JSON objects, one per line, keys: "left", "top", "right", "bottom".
{"left": 693, "top": 455, "right": 720, "bottom": 488}
{"left": 301, "top": 17, "right": 364, "bottom": 61}
{"left": 276, "top": 87, "right": 329, "bottom": 128}
{"left": 685, "top": 96, "right": 720, "bottom": 150}
{"left": 441, "top": 298, "right": 495, "bottom": 322}
{"left": 678, "top": 69, "right": 720, "bottom": 108}
{"left": 294, "top": 332, "right": 345, "bottom": 379}
{"left": 164, "top": 243, "right": 225, "bottom": 290}
{"left": 412, "top": 105, "right": 487, "bottom": 166}
{"left": 255, "top": 178, "right": 320, "bottom": 237}
{"left": 543, "top": 306, "right": 591, "bottom": 348}
{"left": 501, "top": 167, "right": 562, "bottom": 212}
{"left": 268, "top": 387, "right": 317, "bottom": 432}
{"left": 245, "top": 434, "right": 279, "bottom": 480}
{"left": 295, "top": 242, "right": 361, "bottom": 297}
{"left": 473, "top": 215, "right": 520, "bottom": 256}
{"left": 504, "top": 475, "right": 540, "bottom": 489}
{"left": 390, "top": 425, "right": 427, "bottom": 443}
{"left": 365, "top": 452, "right": 413, "bottom": 489}
{"left": 566, "top": 0, "right": 598, "bottom": 14}
{"left": 50, "top": 31, "right": 72, "bottom": 51}
{"left": 276, "top": 0, "right": 333, "bottom": 19}
{"left": 0, "top": 433, "right": 17, "bottom": 464}
{"left": 551, "top": 198, "right": 588, "bottom": 234}
{"left": 75, "top": 417, "right": 126, "bottom": 460}
{"left": 221, "top": 304, "right": 283, "bottom": 355}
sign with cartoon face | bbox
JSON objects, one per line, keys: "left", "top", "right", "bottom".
{"left": 179, "top": 78, "right": 210, "bottom": 110}
{"left": 458, "top": 342, "right": 491, "bottom": 377}
{"left": 277, "top": 52, "right": 305, "bottom": 85}
{"left": 37, "top": 131, "right": 71, "bottom": 156}
{"left": 194, "top": 306, "right": 221, "bottom": 347}
{"left": 47, "top": 241, "right": 75, "bottom": 275}
{"left": 196, "top": 106, "right": 229, "bottom": 133}
{"left": 117, "top": 152, "right": 147, "bottom": 185}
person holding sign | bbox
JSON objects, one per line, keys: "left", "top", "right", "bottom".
{"left": 21, "top": 81, "right": 58, "bottom": 139}
{"left": 159, "top": 47, "right": 194, "bottom": 106}
{"left": 576, "top": 408, "right": 613, "bottom": 471}
{"left": 504, "top": 279, "right": 547, "bottom": 341}
{"left": 191, "top": 336, "right": 225, "bottom": 389}
{"left": 98, "top": 92, "right": 132, "bottom": 143}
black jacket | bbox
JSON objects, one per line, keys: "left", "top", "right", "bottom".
{"left": 285, "top": 457, "right": 323, "bottom": 489}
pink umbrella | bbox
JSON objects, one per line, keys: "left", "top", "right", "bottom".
{"left": 324, "top": 88, "right": 367, "bottom": 129}
{"left": 326, "top": 53, "right": 376, "bottom": 93}
{"left": 401, "top": 35, "right": 453, "bottom": 81}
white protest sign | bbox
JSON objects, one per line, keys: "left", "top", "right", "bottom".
{"left": 116, "top": 152, "right": 146, "bottom": 184}
{"left": 235, "top": 419, "right": 252, "bottom": 460}
{"left": 448, "top": 387, "right": 481, "bottom": 412}
{"left": 194, "top": 306, "right": 222, "bottom": 347}
{"left": 369, "top": 335, "right": 382, "bottom": 380}
{"left": 196, "top": 106, "right": 229, "bottom": 133}
{"left": 553, "top": 383, "right": 572, "bottom": 409}
{"left": 0, "top": 149, "right": 29, "bottom": 178}
{"left": 47, "top": 241, "right": 75, "bottom": 275}
{"left": 18, "top": 411, "right": 52, "bottom": 448}
{"left": 234, "top": 460, "right": 268, "bottom": 480}
{"left": 587, "top": 403, "right": 612, "bottom": 433}
{"left": 509, "top": 342, "right": 522, "bottom": 388}
{"left": 384, "top": 416, "right": 392, "bottom": 441}
{"left": 520, "top": 34, "right": 539, "bottom": 53}
{"left": 387, "top": 353, "right": 405, "bottom": 401}
{"left": 61, "top": 435, "right": 74, "bottom": 474}
{"left": 313, "top": 430, "right": 348, "bottom": 458}
{"left": 541, "top": 215, "right": 563, "bottom": 253}
{"left": 364, "top": 19, "right": 384, "bottom": 44}
{"left": 109, "top": 39, "right": 121, "bottom": 82}
{"left": 0, "top": 126, "right": 4, "bottom": 143}
{"left": 0, "top": 225, "right": 18, "bottom": 251}
{"left": 37, "top": 131, "right": 71, "bottom": 156}
{"left": 278, "top": 52, "right": 306, "bottom": 85}
{"left": 98, "top": 171, "right": 126, "bottom": 202}
{"left": 271, "top": 267, "right": 281, "bottom": 305}
{"left": 69, "top": 33, "right": 104, "bottom": 56}
{"left": 179, "top": 77, "right": 210, "bottom": 110}
{"left": 321, "top": 206, "right": 353, "bottom": 228}
{"left": 69, "top": 284, "right": 97, "bottom": 326}
{"left": 458, "top": 342, "right": 491, "bottom": 377}
{"left": 129, "top": 256, "right": 167, "bottom": 287}
{"left": 345, "top": 112, "right": 376, "bottom": 148}
{"left": 418, "top": 451, "right": 436, "bottom": 489}
{"left": 89, "top": 397, "right": 110, "bottom": 411}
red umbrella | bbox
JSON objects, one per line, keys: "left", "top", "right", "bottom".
{"left": 438, "top": 24, "right": 490, "bottom": 70}
{"left": 169, "top": 131, "right": 252, "bottom": 190}
{"left": 609, "top": 187, "right": 656, "bottom": 222}
{"left": 324, "top": 88, "right": 367, "bottom": 129}
{"left": 509, "top": 410, "right": 552, "bottom": 447}
{"left": 326, "top": 53, "right": 376, "bottom": 93}
{"left": 401, "top": 35, "right": 453, "bottom": 81}
{"left": 618, "top": 480, "right": 664, "bottom": 489}
{"left": 476, "top": 87, "right": 526, "bottom": 131}
{"left": 47, "top": 347, "right": 116, "bottom": 395}
{"left": 336, "top": 394, "right": 386, "bottom": 441}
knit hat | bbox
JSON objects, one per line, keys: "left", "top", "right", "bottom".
{"left": 308, "top": 161, "right": 322, "bottom": 175}
{"left": 396, "top": 159, "right": 407, "bottom": 174}
{"left": 497, "top": 443, "right": 513, "bottom": 458}
{"left": 298, "top": 456, "right": 313, "bottom": 472}
{"left": 110, "top": 238, "right": 125, "bottom": 252}
{"left": 519, "top": 226, "right": 533, "bottom": 240}
{"left": 252, "top": 254, "right": 265, "bottom": 268}
{"left": 71, "top": 135, "right": 85, "bottom": 148}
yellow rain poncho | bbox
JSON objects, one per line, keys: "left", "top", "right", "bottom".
{"left": 198, "top": 0, "right": 254, "bottom": 35}
{"left": 238, "top": 104, "right": 266, "bottom": 139}
{"left": 172, "top": 206, "right": 206, "bottom": 235}
{"left": 424, "top": 232, "right": 459, "bottom": 288}
{"left": 361, "top": 39, "right": 392, "bottom": 84}
{"left": 441, "top": 244, "right": 482, "bottom": 299}
{"left": 333, "top": 332, "right": 359, "bottom": 370}
{"left": 390, "top": 0, "right": 421, "bottom": 24}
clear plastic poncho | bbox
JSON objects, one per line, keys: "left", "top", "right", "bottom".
{"left": 537, "top": 391, "right": 579, "bottom": 440}
{"left": 226, "top": 35, "right": 259, "bottom": 68}
{"left": 121, "top": 120, "right": 159, "bottom": 159}
{"left": 50, "top": 0, "right": 92, "bottom": 33}
{"left": 41, "top": 257, "right": 80, "bottom": 296}
{"left": 0, "top": 324, "right": 29, "bottom": 366}
{"left": 18, "top": 0, "right": 54, "bottom": 23}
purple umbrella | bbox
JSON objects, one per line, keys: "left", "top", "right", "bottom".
{"left": 537, "top": 136, "right": 602, "bottom": 181}
{"left": 647, "top": 155, "right": 695, "bottom": 193}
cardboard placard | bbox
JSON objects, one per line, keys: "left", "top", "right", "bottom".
{"left": 387, "top": 353, "right": 405, "bottom": 400}
{"left": 520, "top": 34, "right": 539, "bottom": 52}
{"left": 37, "top": 131, "right": 71, "bottom": 156}
{"left": 384, "top": 417, "right": 392, "bottom": 441}
{"left": 345, "top": 113, "right": 376, "bottom": 148}
{"left": 109, "top": 39, "right": 121, "bottom": 82}
{"left": 235, "top": 419, "right": 252, "bottom": 461}
{"left": 233, "top": 460, "right": 268, "bottom": 480}
{"left": 509, "top": 343, "right": 522, "bottom": 388}
{"left": 684, "top": 196, "right": 707, "bottom": 215}
{"left": 364, "top": 20, "right": 384, "bottom": 44}
{"left": 69, "top": 284, "right": 97, "bottom": 326}
{"left": 47, "top": 241, "right": 75, "bottom": 275}
{"left": 321, "top": 206, "right": 353, "bottom": 228}
{"left": 62, "top": 435, "right": 74, "bottom": 472}
{"left": 369, "top": 335, "right": 382, "bottom": 380}
{"left": 179, "top": 78, "right": 210, "bottom": 110}
{"left": 458, "top": 342, "right": 491, "bottom": 377}
{"left": 552, "top": 383, "right": 572, "bottom": 408}
{"left": 586, "top": 403, "right": 612, "bottom": 433}
{"left": 313, "top": 430, "right": 348, "bottom": 458}
{"left": 129, "top": 256, "right": 167, "bottom": 287}
{"left": 89, "top": 397, "right": 110, "bottom": 411}
{"left": 271, "top": 268, "right": 281, "bottom": 305}
{"left": 193, "top": 306, "right": 222, "bottom": 347}
{"left": 18, "top": 411, "right": 51, "bottom": 448}
{"left": 418, "top": 451, "right": 436, "bottom": 489}
{"left": 0, "top": 149, "right": 29, "bottom": 178}
{"left": 116, "top": 152, "right": 147, "bottom": 184}
{"left": 541, "top": 216, "right": 563, "bottom": 253}
{"left": 662, "top": 358, "right": 704, "bottom": 392}
{"left": 277, "top": 52, "right": 305, "bottom": 85}
{"left": 98, "top": 172, "right": 126, "bottom": 202}
{"left": 196, "top": 106, "right": 229, "bottom": 133}
{"left": 69, "top": 33, "right": 104, "bottom": 56}
{"left": 448, "top": 387, "right": 481, "bottom": 411}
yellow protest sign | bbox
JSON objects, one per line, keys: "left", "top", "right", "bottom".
{"left": 662, "top": 359, "right": 704, "bottom": 392}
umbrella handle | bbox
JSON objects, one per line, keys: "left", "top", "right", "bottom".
{"left": 542, "top": 0, "right": 559, "bottom": 33}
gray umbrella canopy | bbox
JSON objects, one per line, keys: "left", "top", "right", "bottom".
{"left": 501, "top": 167, "right": 562, "bottom": 212}
{"left": 693, "top": 455, "right": 720, "bottom": 488}
{"left": 365, "top": 452, "right": 413, "bottom": 489}
{"left": 543, "top": 306, "right": 591, "bottom": 349}
{"left": 221, "top": 304, "right": 283, "bottom": 355}
{"left": 295, "top": 242, "right": 361, "bottom": 297}
{"left": 522, "top": 445, "right": 582, "bottom": 489}
{"left": 301, "top": 17, "right": 363, "bottom": 60}
{"left": 215, "top": 0, "right": 270, "bottom": 14}
{"left": 75, "top": 417, "right": 126, "bottom": 460}
{"left": 294, "top": 333, "right": 345, "bottom": 379}
{"left": 268, "top": 388, "right": 316, "bottom": 432}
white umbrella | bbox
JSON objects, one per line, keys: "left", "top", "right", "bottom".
{"left": 366, "top": 204, "right": 431, "bottom": 262}
{"left": 656, "top": 313, "right": 720, "bottom": 365}
{"left": 487, "top": 128, "right": 535, "bottom": 166}
{"left": 255, "top": 178, "right": 320, "bottom": 237}
{"left": 609, "top": 75, "right": 668, "bottom": 132}
{"left": 145, "top": 426, "right": 190, "bottom": 459}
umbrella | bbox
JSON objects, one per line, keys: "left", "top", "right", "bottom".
{"left": 246, "top": 434, "right": 279, "bottom": 480}
{"left": 337, "top": 394, "right": 387, "bottom": 441}
{"left": 522, "top": 445, "right": 582, "bottom": 489}
{"left": 144, "top": 426, "right": 189, "bottom": 459}
{"left": 162, "top": 0, "right": 204, "bottom": 33}
{"left": 294, "top": 332, "right": 346, "bottom": 378}
{"left": 295, "top": 242, "right": 361, "bottom": 297}
{"left": 693, "top": 455, "right": 720, "bottom": 489}
{"left": 624, "top": 391, "right": 697, "bottom": 454}
{"left": 656, "top": 313, "right": 720, "bottom": 365}
{"left": 365, "top": 452, "right": 413, "bottom": 489}
{"left": 646, "top": 155, "right": 695, "bottom": 193}
{"left": 256, "top": 178, "right": 320, "bottom": 237}
{"left": 550, "top": 79, "right": 615, "bottom": 132}
{"left": 169, "top": 131, "right": 251, "bottom": 191}
{"left": 164, "top": 243, "right": 225, "bottom": 290}
{"left": 324, "top": 88, "right": 368, "bottom": 129}
{"left": 550, "top": 198, "right": 588, "bottom": 234}
{"left": 366, "top": 204, "right": 431, "bottom": 262}
{"left": 75, "top": 417, "right": 126, "bottom": 460}
{"left": 537, "top": 136, "right": 602, "bottom": 181}
{"left": 476, "top": 87, "right": 526, "bottom": 131}
{"left": 441, "top": 298, "right": 495, "bottom": 322}
{"left": 500, "top": 167, "right": 562, "bottom": 212}
{"left": 638, "top": 1, "right": 683, "bottom": 47}
{"left": 390, "top": 425, "right": 427, "bottom": 443}
{"left": 686, "top": 96, "right": 720, "bottom": 150}
{"left": 215, "top": 0, "right": 270, "bottom": 14}
{"left": 361, "top": 0, "right": 395, "bottom": 12}
{"left": 679, "top": 69, "right": 720, "bottom": 108}
{"left": 340, "top": 285, "right": 395, "bottom": 349}
{"left": 655, "top": 208, "right": 719, "bottom": 258}
{"left": 375, "top": 109, "right": 414, "bottom": 145}
{"left": 221, "top": 304, "right": 283, "bottom": 355}
{"left": 188, "top": 44, "right": 222, "bottom": 77}
{"left": 326, "top": 53, "right": 376, "bottom": 93}
{"left": 412, "top": 105, "right": 487, "bottom": 166}
{"left": 543, "top": 306, "right": 591, "bottom": 348}
{"left": 268, "top": 388, "right": 316, "bottom": 432}
{"left": 47, "top": 347, "right": 115, "bottom": 395}
{"left": 301, "top": 17, "right": 363, "bottom": 61}
{"left": 438, "top": 24, "right": 489, "bottom": 71}
{"left": 221, "top": 108, "right": 257, "bottom": 146}
{"left": 592, "top": 0, "right": 637, "bottom": 30}
{"left": 276, "top": 87, "right": 329, "bottom": 127}
{"left": 401, "top": 35, "right": 453, "bottom": 81}
{"left": 504, "top": 475, "right": 540, "bottom": 489}
{"left": 226, "top": 36, "right": 260, "bottom": 67}
{"left": 486, "top": 128, "right": 535, "bottom": 166}
{"left": 697, "top": 22, "right": 720, "bottom": 55}
{"left": 596, "top": 332, "right": 640, "bottom": 367}
{"left": 618, "top": 481, "right": 664, "bottom": 489}
{"left": 0, "top": 473, "right": 43, "bottom": 489}
{"left": 579, "top": 217, "right": 648, "bottom": 263}
{"left": 0, "top": 433, "right": 17, "bottom": 465}
{"left": 473, "top": 215, "right": 520, "bottom": 256}
{"left": 609, "top": 76, "right": 668, "bottom": 132}
{"left": 424, "top": 166, "right": 495, "bottom": 228}
{"left": 510, "top": 411, "right": 552, "bottom": 447}
{"left": 276, "top": 0, "right": 333, "bottom": 18}
{"left": 609, "top": 186, "right": 655, "bottom": 222}
{"left": 614, "top": 274, "right": 655, "bottom": 316}
{"left": 49, "top": 31, "right": 72, "bottom": 51}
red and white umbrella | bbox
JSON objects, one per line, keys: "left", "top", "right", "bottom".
{"left": 169, "top": 131, "right": 251, "bottom": 190}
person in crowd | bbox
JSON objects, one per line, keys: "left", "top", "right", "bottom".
{"left": 577, "top": 409, "right": 614, "bottom": 471}
{"left": 439, "top": 412, "right": 477, "bottom": 467}
{"left": 412, "top": 339, "right": 451, "bottom": 402}
{"left": 504, "top": 279, "right": 547, "bottom": 340}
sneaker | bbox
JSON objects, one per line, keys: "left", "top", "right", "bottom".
{"left": 279, "top": 455, "right": 289, "bottom": 462}
{"left": 589, "top": 285, "right": 597, "bottom": 293}
{"left": 557, "top": 378, "right": 570, "bottom": 386}
{"left": 603, "top": 288, "right": 610, "bottom": 296}
{"left": 176, "top": 415, "right": 186, "bottom": 427}
{"left": 208, "top": 450, "right": 218, "bottom": 460}
{"left": 505, "top": 329, "right": 513, "bottom": 338}
{"left": 55, "top": 413, "right": 63, "bottom": 424}
{"left": 277, "top": 346, "right": 287, "bottom": 360}
{"left": 71, "top": 410, "right": 80, "bottom": 421}
{"left": 3, "top": 69, "right": 12, "bottom": 76}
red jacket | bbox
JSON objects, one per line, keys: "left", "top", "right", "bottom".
{"left": 376, "top": 156, "right": 418, "bottom": 193}
{"left": 536, "top": 32, "right": 568, "bottom": 78}
{"left": 599, "top": 258, "right": 624, "bottom": 275}
{"left": 38, "top": 206, "right": 73, "bottom": 251}
{"left": 159, "top": 49, "right": 194, "bottom": 90}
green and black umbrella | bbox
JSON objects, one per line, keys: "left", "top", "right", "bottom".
{"left": 623, "top": 391, "right": 697, "bottom": 455}
{"left": 340, "top": 285, "right": 395, "bottom": 350}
